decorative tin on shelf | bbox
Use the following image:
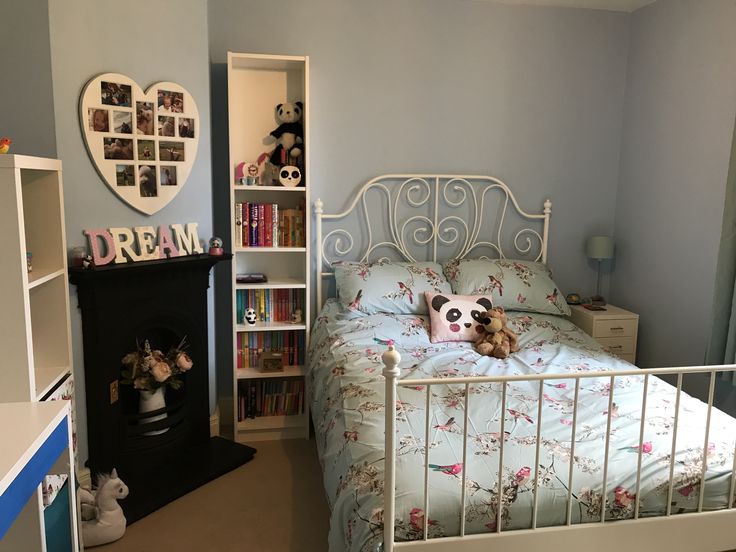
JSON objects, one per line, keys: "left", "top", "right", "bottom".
{"left": 258, "top": 351, "right": 284, "bottom": 373}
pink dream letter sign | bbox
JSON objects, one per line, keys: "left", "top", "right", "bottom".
{"left": 84, "top": 222, "right": 203, "bottom": 265}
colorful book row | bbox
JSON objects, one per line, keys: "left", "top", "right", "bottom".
{"left": 237, "top": 379, "right": 305, "bottom": 420}
{"left": 236, "top": 289, "right": 305, "bottom": 324}
{"left": 236, "top": 331, "right": 305, "bottom": 369}
{"left": 234, "top": 202, "right": 305, "bottom": 248}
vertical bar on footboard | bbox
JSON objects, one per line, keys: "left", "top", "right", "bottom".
{"left": 460, "top": 383, "right": 470, "bottom": 537}
{"left": 532, "top": 379, "right": 544, "bottom": 529}
{"left": 423, "top": 386, "right": 431, "bottom": 540}
{"left": 496, "top": 383, "right": 507, "bottom": 533}
{"left": 566, "top": 379, "right": 580, "bottom": 526}
{"left": 600, "top": 375, "right": 616, "bottom": 524}
{"left": 634, "top": 374, "right": 650, "bottom": 519}
{"left": 382, "top": 345, "right": 401, "bottom": 552}
{"left": 697, "top": 371, "right": 716, "bottom": 513}
{"left": 666, "top": 373, "right": 683, "bottom": 516}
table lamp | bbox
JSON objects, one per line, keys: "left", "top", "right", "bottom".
{"left": 586, "top": 235, "right": 614, "bottom": 306}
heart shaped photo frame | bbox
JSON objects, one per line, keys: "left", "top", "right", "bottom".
{"left": 79, "top": 73, "right": 199, "bottom": 215}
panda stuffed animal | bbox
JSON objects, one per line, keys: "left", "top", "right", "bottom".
{"left": 268, "top": 101, "right": 304, "bottom": 166}
{"left": 244, "top": 308, "right": 257, "bottom": 325}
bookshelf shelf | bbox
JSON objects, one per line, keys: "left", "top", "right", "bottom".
{"left": 233, "top": 185, "right": 305, "bottom": 192}
{"left": 237, "top": 365, "right": 305, "bottom": 380}
{"left": 223, "top": 52, "right": 311, "bottom": 443}
{"left": 236, "top": 278, "right": 306, "bottom": 290}
{"left": 236, "top": 322, "right": 307, "bottom": 332}
{"left": 27, "top": 267, "right": 65, "bottom": 290}
{"left": 235, "top": 247, "right": 306, "bottom": 253}
{"left": 237, "top": 413, "right": 308, "bottom": 432}
{"left": 34, "top": 365, "right": 71, "bottom": 401}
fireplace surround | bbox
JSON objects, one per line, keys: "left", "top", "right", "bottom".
{"left": 70, "top": 254, "right": 255, "bottom": 523}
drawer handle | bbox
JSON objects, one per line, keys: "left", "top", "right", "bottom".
{"left": 608, "top": 345, "right": 623, "bottom": 350}
{"left": 610, "top": 327, "right": 624, "bottom": 331}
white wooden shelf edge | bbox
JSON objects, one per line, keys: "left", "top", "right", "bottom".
{"left": 235, "top": 278, "right": 306, "bottom": 290}
{"left": 236, "top": 322, "right": 306, "bottom": 332}
{"left": 234, "top": 247, "right": 306, "bottom": 253}
{"left": 237, "top": 365, "right": 305, "bottom": 379}
{"left": 233, "top": 185, "right": 306, "bottom": 192}
{"left": 236, "top": 412, "right": 308, "bottom": 431}
{"left": 0, "top": 154, "right": 62, "bottom": 171}
{"left": 35, "top": 366, "right": 70, "bottom": 401}
{"left": 27, "top": 268, "right": 65, "bottom": 290}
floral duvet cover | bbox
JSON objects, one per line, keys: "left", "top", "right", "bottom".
{"left": 308, "top": 299, "right": 736, "bottom": 552}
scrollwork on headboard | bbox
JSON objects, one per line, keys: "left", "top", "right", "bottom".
{"left": 314, "top": 174, "right": 551, "bottom": 307}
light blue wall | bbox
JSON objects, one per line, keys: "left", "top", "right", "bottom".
{"left": 208, "top": 0, "right": 631, "bottom": 300}
{"left": 610, "top": 0, "right": 736, "bottom": 367}
{"left": 47, "top": 0, "right": 213, "bottom": 464}
{"left": 0, "top": 0, "right": 56, "bottom": 157}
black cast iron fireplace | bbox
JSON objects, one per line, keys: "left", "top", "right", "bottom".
{"left": 70, "top": 254, "right": 255, "bottom": 523}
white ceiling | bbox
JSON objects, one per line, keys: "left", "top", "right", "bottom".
{"left": 486, "top": 0, "right": 656, "bottom": 12}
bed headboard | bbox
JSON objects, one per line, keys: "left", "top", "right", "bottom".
{"left": 314, "top": 174, "right": 551, "bottom": 307}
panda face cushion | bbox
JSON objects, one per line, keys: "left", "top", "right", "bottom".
{"left": 425, "top": 291, "right": 494, "bottom": 343}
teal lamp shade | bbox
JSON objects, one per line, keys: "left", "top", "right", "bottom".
{"left": 586, "top": 236, "right": 614, "bottom": 260}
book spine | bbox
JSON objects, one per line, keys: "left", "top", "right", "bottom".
{"left": 234, "top": 203, "right": 243, "bottom": 248}
{"left": 272, "top": 204, "right": 279, "bottom": 247}
{"left": 258, "top": 204, "right": 265, "bottom": 247}
{"left": 249, "top": 203, "right": 257, "bottom": 246}
{"left": 243, "top": 202, "right": 249, "bottom": 248}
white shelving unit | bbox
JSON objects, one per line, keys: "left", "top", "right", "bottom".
{"left": 0, "top": 155, "right": 73, "bottom": 403}
{"left": 0, "top": 155, "right": 77, "bottom": 550}
{"left": 226, "top": 53, "right": 310, "bottom": 442}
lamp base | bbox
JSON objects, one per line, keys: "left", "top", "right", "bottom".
{"left": 590, "top": 294, "right": 607, "bottom": 307}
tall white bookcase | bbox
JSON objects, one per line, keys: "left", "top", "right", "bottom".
{"left": 0, "top": 154, "right": 77, "bottom": 551}
{"left": 0, "top": 155, "right": 72, "bottom": 403}
{"left": 226, "top": 53, "right": 310, "bottom": 442}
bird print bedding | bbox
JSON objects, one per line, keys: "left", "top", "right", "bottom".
{"left": 308, "top": 299, "right": 736, "bottom": 552}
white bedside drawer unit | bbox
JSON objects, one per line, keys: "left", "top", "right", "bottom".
{"left": 569, "top": 304, "right": 639, "bottom": 364}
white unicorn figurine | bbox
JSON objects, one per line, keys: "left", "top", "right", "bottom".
{"left": 78, "top": 468, "right": 129, "bottom": 548}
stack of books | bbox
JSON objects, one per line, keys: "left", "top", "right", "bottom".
{"left": 236, "top": 331, "right": 304, "bottom": 369}
{"left": 238, "top": 379, "right": 305, "bottom": 420}
{"left": 234, "top": 203, "right": 305, "bottom": 247}
{"left": 236, "top": 289, "right": 304, "bottom": 324}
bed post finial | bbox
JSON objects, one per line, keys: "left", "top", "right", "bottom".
{"left": 382, "top": 341, "right": 401, "bottom": 552}
{"left": 544, "top": 199, "right": 552, "bottom": 214}
{"left": 314, "top": 198, "right": 323, "bottom": 215}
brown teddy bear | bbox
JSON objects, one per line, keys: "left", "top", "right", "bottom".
{"left": 474, "top": 307, "right": 519, "bottom": 359}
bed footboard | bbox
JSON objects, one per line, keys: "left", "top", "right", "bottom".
{"left": 381, "top": 350, "right": 736, "bottom": 552}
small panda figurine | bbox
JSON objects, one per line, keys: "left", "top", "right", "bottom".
{"left": 279, "top": 166, "right": 302, "bottom": 187}
{"left": 244, "top": 307, "right": 257, "bottom": 325}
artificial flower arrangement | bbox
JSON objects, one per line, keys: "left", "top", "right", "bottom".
{"left": 120, "top": 338, "right": 193, "bottom": 392}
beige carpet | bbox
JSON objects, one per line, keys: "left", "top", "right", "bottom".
{"left": 97, "top": 439, "right": 330, "bottom": 552}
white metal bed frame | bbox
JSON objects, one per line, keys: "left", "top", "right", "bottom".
{"left": 314, "top": 174, "right": 736, "bottom": 552}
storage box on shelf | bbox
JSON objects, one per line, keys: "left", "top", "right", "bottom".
{"left": 225, "top": 53, "right": 310, "bottom": 442}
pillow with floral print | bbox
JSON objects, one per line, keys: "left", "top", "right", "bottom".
{"left": 442, "top": 258, "right": 570, "bottom": 316}
{"left": 334, "top": 261, "right": 452, "bottom": 315}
